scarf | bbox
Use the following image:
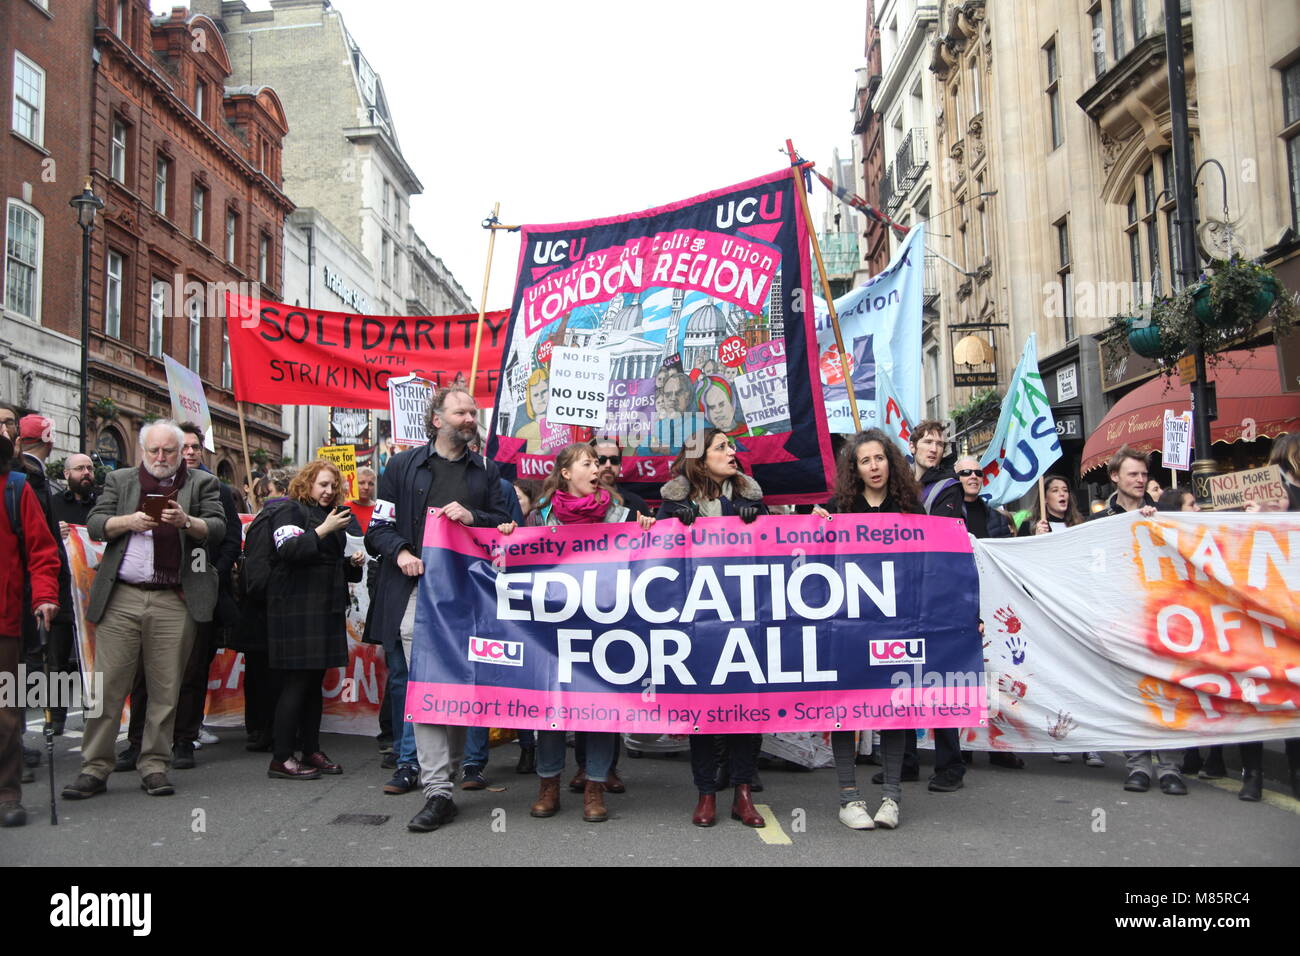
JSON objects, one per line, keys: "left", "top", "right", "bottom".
{"left": 136, "top": 459, "right": 188, "bottom": 586}
{"left": 550, "top": 487, "right": 611, "bottom": 525}
{"left": 694, "top": 479, "right": 733, "bottom": 517}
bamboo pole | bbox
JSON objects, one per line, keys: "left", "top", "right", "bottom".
{"left": 469, "top": 202, "right": 502, "bottom": 400}
{"left": 236, "top": 400, "right": 254, "bottom": 507}
{"left": 787, "top": 140, "right": 862, "bottom": 433}
{"left": 1037, "top": 475, "right": 1046, "bottom": 526}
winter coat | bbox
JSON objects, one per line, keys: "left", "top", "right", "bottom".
{"left": 918, "top": 465, "right": 963, "bottom": 519}
{"left": 655, "top": 472, "right": 767, "bottom": 522}
{"left": 266, "top": 500, "right": 362, "bottom": 670}
{"left": 1, "top": 476, "right": 60, "bottom": 637}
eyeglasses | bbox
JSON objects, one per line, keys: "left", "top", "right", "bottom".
{"left": 956, "top": 469, "right": 982, "bottom": 478}
{"left": 596, "top": 455, "right": 621, "bottom": 466}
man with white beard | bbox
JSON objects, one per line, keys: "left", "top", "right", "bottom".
{"left": 61, "top": 420, "right": 225, "bottom": 800}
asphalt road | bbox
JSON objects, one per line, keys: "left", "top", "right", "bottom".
{"left": 5, "top": 715, "right": 1298, "bottom": 868}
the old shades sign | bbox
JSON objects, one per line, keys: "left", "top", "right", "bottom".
{"left": 225, "top": 293, "right": 508, "bottom": 409}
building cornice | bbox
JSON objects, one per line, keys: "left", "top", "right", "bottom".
{"left": 872, "top": 2, "right": 939, "bottom": 113}
{"left": 1076, "top": 23, "right": 1192, "bottom": 126}
{"left": 343, "top": 125, "right": 424, "bottom": 195}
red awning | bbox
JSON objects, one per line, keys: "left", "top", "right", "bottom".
{"left": 1079, "top": 348, "right": 1300, "bottom": 475}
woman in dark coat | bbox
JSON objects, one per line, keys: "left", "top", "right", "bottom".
{"left": 656, "top": 427, "right": 767, "bottom": 829}
{"left": 811, "top": 428, "right": 923, "bottom": 831}
{"left": 266, "top": 460, "right": 364, "bottom": 780}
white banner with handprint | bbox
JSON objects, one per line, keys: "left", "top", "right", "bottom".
{"left": 960, "top": 511, "right": 1300, "bottom": 752}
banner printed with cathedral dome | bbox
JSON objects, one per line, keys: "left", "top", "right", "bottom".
{"left": 486, "top": 169, "right": 836, "bottom": 506}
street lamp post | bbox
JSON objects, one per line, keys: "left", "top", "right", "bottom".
{"left": 69, "top": 177, "right": 104, "bottom": 456}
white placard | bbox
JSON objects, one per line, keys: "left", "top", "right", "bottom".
{"left": 1162, "top": 409, "right": 1192, "bottom": 471}
{"left": 388, "top": 374, "right": 434, "bottom": 447}
{"left": 1056, "top": 365, "right": 1078, "bottom": 402}
{"left": 546, "top": 346, "right": 611, "bottom": 428}
{"left": 734, "top": 364, "right": 790, "bottom": 431}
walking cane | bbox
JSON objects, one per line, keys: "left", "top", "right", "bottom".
{"left": 37, "top": 617, "right": 57, "bottom": 826}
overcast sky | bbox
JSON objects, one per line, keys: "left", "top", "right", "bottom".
{"left": 154, "top": 1, "right": 867, "bottom": 311}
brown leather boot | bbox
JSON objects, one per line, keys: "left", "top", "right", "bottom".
{"left": 692, "top": 792, "right": 716, "bottom": 827}
{"left": 583, "top": 780, "right": 608, "bottom": 822}
{"left": 605, "top": 768, "right": 626, "bottom": 793}
{"left": 530, "top": 776, "right": 561, "bottom": 818}
{"left": 730, "top": 784, "right": 765, "bottom": 827}
{"left": 568, "top": 767, "right": 588, "bottom": 793}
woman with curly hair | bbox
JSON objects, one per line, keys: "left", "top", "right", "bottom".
{"left": 265, "top": 460, "right": 364, "bottom": 779}
{"left": 498, "top": 442, "right": 655, "bottom": 821}
{"left": 811, "top": 429, "right": 923, "bottom": 830}
{"left": 657, "top": 427, "right": 768, "bottom": 828}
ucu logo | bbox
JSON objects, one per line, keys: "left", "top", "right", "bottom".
{"left": 868, "top": 639, "right": 926, "bottom": 666}
{"left": 714, "top": 192, "right": 783, "bottom": 229}
{"left": 468, "top": 637, "right": 524, "bottom": 667}
{"left": 531, "top": 238, "right": 587, "bottom": 265}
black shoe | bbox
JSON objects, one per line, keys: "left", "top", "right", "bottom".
{"left": 1124, "top": 771, "right": 1151, "bottom": 793}
{"left": 1179, "top": 752, "right": 1204, "bottom": 776}
{"left": 854, "top": 753, "right": 881, "bottom": 766}
{"left": 928, "top": 770, "right": 964, "bottom": 793}
{"left": 383, "top": 766, "right": 420, "bottom": 795}
{"left": 407, "top": 794, "right": 458, "bottom": 832}
{"left": 1238, "top": 771, "right": 1263, "bottom": 802}
{"left": 245, "top": 732, "right": 273, "bottom": 753}
{"left": 872, "top": 766, "right": 920, "bottom": 785}
{"left": 381, "top": 752, "right": 398, "bottom": 770}
{"left": 172, "top": 741, "right": 196, "bottom": 770}
{"left": 989, "top": 753, "right": 1026, "bottom": 770}
{"left": 460, "top": 766, "right": 488, "bottom": 790}
{"left": 1159, "top": 774, "right": 1188, "bottom": 796}
{"left": 516, "top": 748, "right": 536, "bottom": 774}
{"left": 115, "top": 744, "right": 140, "bottom": 773}
{"left": 62, "top": 774, "right": 107, "bottom": 800}
{"left": 140, "top": 772, "right": 176, "bottom": 796}
{"left": 1200, "top": 749, "right": 1227, "bottom": 779}
{"left": 0, "top": 801, "right": 27, "bottom": 827}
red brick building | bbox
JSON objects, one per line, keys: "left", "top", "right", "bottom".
{"left": 1, "top": 0, "right": 96, "bottom": 449}
{"left": 86, "top": 1, "right": 291, "bottom": 480}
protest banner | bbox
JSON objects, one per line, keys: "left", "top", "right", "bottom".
{"left": 1162, "top": 409, "right": 1192, "bottom": 471}
{"left": 66, "top": 519, "right": 386, "bottom": 736}
{"left": 874, "top": 361, "right": 917, "bottom": 460}
{"left": 316, "top": 444, "right": 357, "bottom": 499}
{"left": 163, "top": 354, "right": 215, "bottom": 451}
{"left": 406, "top": 512, "right": 986, "bottom": 734}
{"left": 225, "top": 293, "right": 509, "bottom": 408}
{"left": 486, "top": 168, "right": 835, "bottom": 505}
{"left": 962, "top": 512, "right": 1300, "bottom": 752}
{"left": 387, "top": 374, "right": 435, "bottom": 447}
{"left": 814, "top": 225, "right": 924, "bottom": 434}
{"left": 1207, "top": 465, "right": 1289, "bottom": 511}
{"left": 547, "top": 346, "right": 612, "bottom": 428}
{"left": 977, "top": 334, "right": 1061, "bottom": 506}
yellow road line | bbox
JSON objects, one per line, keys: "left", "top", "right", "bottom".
{"left": 1193, "top": 777, "right": 1300, "bottom": 814}
{"left": 754, "top": 804, "right": 792, "bottom": 845}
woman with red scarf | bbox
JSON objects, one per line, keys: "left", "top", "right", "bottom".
{"left": 497, "top": 443, "right": 655, "bottom": 822}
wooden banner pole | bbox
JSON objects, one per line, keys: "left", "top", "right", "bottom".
{"left": 1037, "top": 474, "right": 1046, "bottom": 525}
{"left": 469, "top": 202, "right": 502, "bottom": 400}
{"left": 236, "top": 400, "right": 255, "bottom": 507}
{"left": 786, "top": 140, "right": 862, "bottom": 433}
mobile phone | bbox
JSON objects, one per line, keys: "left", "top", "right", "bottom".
{"left": 333, "top": 505, "right": 352, "bottom": 517}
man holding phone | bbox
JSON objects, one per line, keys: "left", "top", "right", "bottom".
{"left": 62, "top": 420, "right": 225, "bottom": 800}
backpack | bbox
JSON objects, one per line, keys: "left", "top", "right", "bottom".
{"left": 922, "top": 477, "right": 959, "bottom": 515}
{"left": 238, "top": 503, "right": 281, "bottom": 603}
{"left": 4, "top": 470, "right": 27, "bottom": 561}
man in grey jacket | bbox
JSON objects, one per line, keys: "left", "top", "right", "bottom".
{"left": 62, "top": 420, "right": 225, "bottom": 800}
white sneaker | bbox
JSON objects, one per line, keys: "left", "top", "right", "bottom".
{"left": 839, "top": 800, "right": 876, "bottom": 830}
{"left": 1085, "top": 751, "right": 1105, "bottom": 768}
{"left": 1052, "top": 753, "right": 1072, "bottom": 763}
{"left": 874, "top": 798, "right": 900, "bottom": 829}
{"left": 197, "top": 727, "right": 219, "bottom": 746}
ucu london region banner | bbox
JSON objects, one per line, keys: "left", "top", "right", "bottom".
{"left": 405, "top": 511, "right": 986, "bottom": 734}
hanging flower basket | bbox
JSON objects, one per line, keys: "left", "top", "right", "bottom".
{"left": 1125, "top": 316, "right": 1164, "bottom": 358}
{"left": 1203, "top": 256, "right": 1282, "bottom": 329}
{"left": 1190, "top": 283, "right": 1214, "bottom": 324}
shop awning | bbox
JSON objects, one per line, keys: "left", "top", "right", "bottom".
{"left": 1079, "top": 348, "right": 1300, "bottom": 475}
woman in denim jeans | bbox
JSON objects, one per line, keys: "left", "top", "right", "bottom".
{"left": 497, "top": 443, "right": 655, "bottom": 822}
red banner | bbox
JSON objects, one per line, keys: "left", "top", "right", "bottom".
{"left": 226, "top": 293, "right": 509, "bottom": 409}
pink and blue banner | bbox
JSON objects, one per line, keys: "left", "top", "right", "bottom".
{"left": 486, "top": 168, "right": 836, "bottom": 505}
{"left": 405, "top": 511, "right": 986, "bottom": 734}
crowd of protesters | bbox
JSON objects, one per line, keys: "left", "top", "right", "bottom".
{"left": 1, "top": 391, "right": 1298, "bottom": 833}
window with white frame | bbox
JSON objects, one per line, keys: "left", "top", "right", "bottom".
{"left": 105, "top": 251, "right": 123, "bottom": 338}
{"left": 154, "top": 154, "right": 169, "bottom": 216}
{"left": 225, "top": 208, "right": 238, "bottom": 263}
{"left": 194, "top": 81, "right": 205, "bottom": 123}
{"left": 12, "top": 53, "right": 45, "bottom": 145}
{"left": 1089, "top": 4, "right": 1106, "bottom": 79}
{"left": 4, "top": 200, "right": 42, "bottom": 319}
{"left": 222, "top": 322, "right": 232, "bottom": 389}
{"left": 150, "top": 277, "right": 167, "bottom": 358}
{"left": 111, "top": 118, "right": 127, "bottom": 183}
{"left": 259, "top": 233, "right": 270, "bottom": 284}
{"left": 187, "top": 295, "right": 202, "bottom": 373}
{"left": 1121, "top": 151, "right": 1180, "bottom": 301}
{"left": 381, "top": 234, "right": 390, "bottom": 283}
{"left": 1056, "top": 217, "right": 1073, "bottom": 341}
{"left": 115, "top": 0, "right": 128, "bottom": 36}
{"left": 191, "top": 183, "right": 206, "bottom": 240}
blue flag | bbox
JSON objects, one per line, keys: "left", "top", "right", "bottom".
{"left": 977, "top": 334, "right": 1061, "bottom": 507}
